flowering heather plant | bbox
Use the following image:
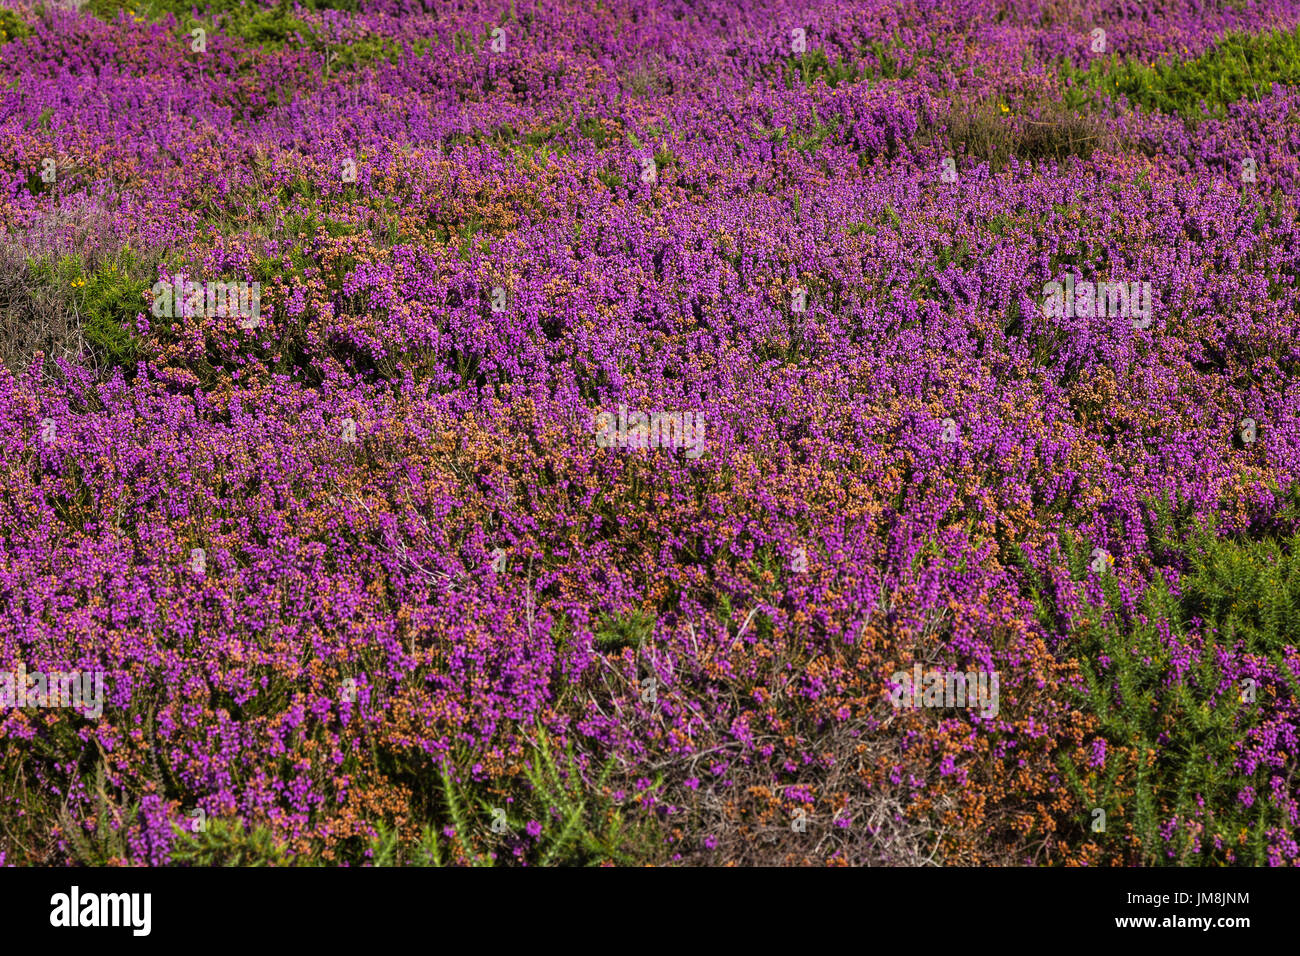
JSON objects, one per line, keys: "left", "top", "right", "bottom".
{"left": 0, "top": 0, "right": 1297, "bottom": 868}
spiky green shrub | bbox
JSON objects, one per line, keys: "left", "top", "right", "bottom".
{"left": 593, "top": 608, "right": 655, "bottom": 651}
{"left": 1063, "top": 25, "right": 1300, "bottom": 118}
{"left": 1023, "top": 520, "right": 1300, "bottom": 864}
{"left": 169, "top": 818, "right": 298, "bottom": 866}
{"left": 74, "top": 256, "right": 149, "bottom": 369}
{"left": 366, "top": 731, "right": 663, "bottom": 866}
{"left": 0, "top": 7, "right": 31, "bottom": 41}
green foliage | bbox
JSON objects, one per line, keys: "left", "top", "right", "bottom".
{"left": 789, "top": 104, "right": 842, "bottom": 155}
{"left": 593, "top": 608, "right": 655, "bottom": 651}
{"left": 518, "top": 734, "right": 658, "bottom": 866}
{"left": 595, "top": 169, "right": 623, "bottom": 191}
{"left": 83, "top": 0, "right": 420, "bottom": 69}
{"left": 988, "top": 212, "right": 1014, "bottom": 236}
{"left": 285, "top": 0, "right": 360, "bottom": 11}
{"left": 1178, "top": 529, "right": 1300, "bottom": 655}
{"left": 5, "top": 250, "right": 148, "bottom": 373}
{"left": 366, "top": 732, "right": 663, "bottom": 866}
{"left": 781, "top": 48, "right": 862, "bottom": 89}
{"left": 220, "top": 4, "right": 314, "bottom": 47}
{"left": 1027, "top": 520, "right": 1300, "bottom": 864}
{"left": 1063, "top": 25, "right": 1300, "bottom": 118}
{"left": 0, "top": 6, "right": 31, "bottom": 40}
{"left": 578, "top": 117, "right": 618, "bottom": 149}
{"left": 652, "top": 144, "right": 677, "bottom": 171}
{"left": 366, "top": 820, "right": 446, "bottom": 866}
{"left": 76, "top": 256, "right": 149, "bottom": 369}
{"left": 864, "top": 38, "right": 916, "bottom": 81}
{"left": 169, "top": 818, "right": 297, "bottom": 866}
{"left": 83, "top": 0, "right": 139, "bottom": 21}
{"left": 451, "top": 26, "right": 478, "bottom": 55}
{"left": 58, "top": 764, "right": 134, "bottom": 866}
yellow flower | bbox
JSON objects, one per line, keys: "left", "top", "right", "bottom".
{"left": 999, "top": 102, "right": 1009, "bottom": 113}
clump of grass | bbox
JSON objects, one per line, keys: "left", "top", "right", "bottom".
{"left": 946, "top": 93, "right": 1110, "bottom": 172}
